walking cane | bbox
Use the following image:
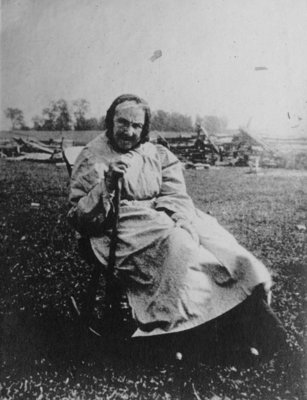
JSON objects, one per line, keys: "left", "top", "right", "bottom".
{"left": 104, "top": 177, "right": 123, "bottom": 320}
{"left": 88, "top": 176, "right": 123, "bottom": 337}
{"left": 71, "top": 177, "right": 123, "bottom": 337}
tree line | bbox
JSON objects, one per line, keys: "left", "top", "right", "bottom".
{"left": 4, "top": 99, "right": 227, "bottom": 134}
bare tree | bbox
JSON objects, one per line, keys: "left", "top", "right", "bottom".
{"left": 202, "top": 115, "right": 228, "bottom": 135}
{"left": 40, "top": 99, "right": 73, "bottom": 131}
{"left": 4, "top": 108, "right": 25, "bottom": 130}
{"left": 32, "top": 115, "right": 45, "bottom": 130}
{"left": 151, "top": 110, "right": 193, "bottom": 132}
{"left": 72, "top": 99, "right": 90, "bottom": 130}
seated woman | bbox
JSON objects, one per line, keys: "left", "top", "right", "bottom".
{"left": 67, "top": 94, "right": 286, "bottom": 361}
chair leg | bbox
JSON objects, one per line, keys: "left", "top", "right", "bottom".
{"left": 75, "top": 239, "right": 134, "bottom": 340}
{"left": 81, "top": 263, "right": 102, "bottom": 326}
{"left": 76, "top": 238, "right": 103, "bottom": 330}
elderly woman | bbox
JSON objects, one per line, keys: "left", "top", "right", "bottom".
{"left": 68, "top": 94, "right": 286, "bottom": 360}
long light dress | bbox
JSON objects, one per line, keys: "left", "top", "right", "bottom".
{"left": 68, "top": 132, "right": 271, "bottom": 337}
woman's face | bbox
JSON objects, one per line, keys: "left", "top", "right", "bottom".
{"left": 112, "top": 101, "right": 145, "bottom": 151}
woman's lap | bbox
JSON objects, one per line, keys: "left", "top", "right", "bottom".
{"left": 91, "top": 207, "right": 272, "bottom": 337}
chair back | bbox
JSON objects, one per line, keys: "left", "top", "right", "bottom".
{"left": 62, "top": 146, "right": 84, "bottom": 177}
{"left": 62, "top": 146, "right": 84, "bottom": 240}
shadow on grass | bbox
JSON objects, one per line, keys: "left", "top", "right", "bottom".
{"left": 2, "top": 307, "right": 299, "bottom": 372}
{"left": 1, "top": 310, "right": 249, "bottom": 370}
{"left": 1, "top": 307, "right": 305, "bottom": 400}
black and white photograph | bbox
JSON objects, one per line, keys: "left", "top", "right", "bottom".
{"left": 1, "top": 1, "right": 306, "bottom": 399}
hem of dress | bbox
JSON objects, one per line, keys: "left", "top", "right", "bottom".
{"left": 131, "top": 294, "right": 246, "bottom": 338}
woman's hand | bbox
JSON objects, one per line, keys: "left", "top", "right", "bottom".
{"left": 105, "top": 160, "right": 129, "bottom": 192}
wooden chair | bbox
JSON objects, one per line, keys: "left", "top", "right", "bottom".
{"left": 61, "top": 146, "right": 84, "bottom": 178}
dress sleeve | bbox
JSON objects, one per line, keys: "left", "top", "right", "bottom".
{"left": 67, "top": 148, "right": 113, "bottom": 236}
{"left": 155, "top": 145, "right": 196, "bottom": 221}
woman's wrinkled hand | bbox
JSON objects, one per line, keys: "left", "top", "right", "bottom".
{"left": 105, "top": 160, "right": 128, "bottom": 192}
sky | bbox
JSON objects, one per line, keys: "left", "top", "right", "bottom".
{"left": 1, "top": 0, "right": 307, "bottom": 137}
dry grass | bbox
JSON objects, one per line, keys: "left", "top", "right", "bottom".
{"left": 0, "top": 160, "right": 306, "bottom": 399}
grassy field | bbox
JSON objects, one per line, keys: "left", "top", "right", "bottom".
{"left": 0, "top": 160, "right": 306, "bottom": 399}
